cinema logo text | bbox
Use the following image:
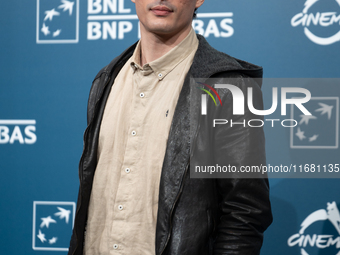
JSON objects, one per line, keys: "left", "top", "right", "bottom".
{"left": 198, "top": 84, "right": 312, "bottom": 128}
{"left": 87, "top": 0, "right": 234, "bottom": 40}
{"left": 0, "top": 120, "right": 37, "bottom": 144}
{"left": 291, "top": 0, "right": 340, "bottom": 45}
{"left": 288, "top": 202, "right": 340, "bottom": 255}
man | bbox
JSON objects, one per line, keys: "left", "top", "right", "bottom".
{"left": 68, "top": 0, "right": 272, "bottom": 254}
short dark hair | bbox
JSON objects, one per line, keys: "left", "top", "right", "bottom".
{"left": 193, "top": 8, "right": 198, "bottom": 18}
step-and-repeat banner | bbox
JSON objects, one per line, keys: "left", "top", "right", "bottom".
{"left": 1, "top": 0, "right": 339, "bottom": 254}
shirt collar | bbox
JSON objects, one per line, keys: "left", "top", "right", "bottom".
{"left": 130, "top": 28, "right": 198, "bottom": 80}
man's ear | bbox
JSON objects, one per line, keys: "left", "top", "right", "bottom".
{"left": 131, "top": 0, "right": 135, "bottom": 3}
{"left": 195, "top": 0, "right": 205, "bottom": 8}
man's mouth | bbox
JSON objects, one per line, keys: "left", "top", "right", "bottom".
{"left": 150, "top": 5, "right": 173, "bottom": 16}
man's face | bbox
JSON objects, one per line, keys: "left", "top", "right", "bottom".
{"left": 131, "top": 0, "right": 204, "bottom": 37}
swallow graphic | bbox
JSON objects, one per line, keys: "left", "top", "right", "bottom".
{"left": 53, "top": 29, "right": 61, "bottom": 37}
{"left": 37, "top": 230, "right": 46, "bottom": 243}
{"left": 315, "top": 102, "right": 333, "bottom": 119}
{"left": 309, "top": 134, "right": 319, "bottom": 142}
{"left": 49, "top": 237, "right": 58, "bottom": 244}
{"left": 41, "top": 23, "right": 50, "bottom": 36}
{"left": 299, "top": 114, "right": 317, "bottom": 125}
{"left": 296, "top": 127, "right": 306, "bottom": 140}
{"left": 44, "top": 8, "right": 60, "bottom": 21}
{"left": 54, "top": 207, "right": 71, "bottom": 224}
{"left": 40, "top": 216, "right": 56, "bottom": 228}
{"left": 58, "top": 0, "right": 75, "bottom": 15}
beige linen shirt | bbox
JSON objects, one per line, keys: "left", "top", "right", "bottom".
{"left": 84, "top": 28, "right": 198, "bottom": 255}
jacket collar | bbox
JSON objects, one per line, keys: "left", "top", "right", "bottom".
{"left": 190, "top": 35, "right": 263, "bottom": 85}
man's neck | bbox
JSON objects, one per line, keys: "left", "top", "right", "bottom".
{"left": 139, "top": 25, "right": 192, "bottom": 66}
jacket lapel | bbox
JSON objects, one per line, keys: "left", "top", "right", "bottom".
{"left": 156, "top": 72, "right": 192, "bottom": 254}
{"left": 155, "top": 35, "right": 217, "bottom": 254}
{"left": 155, "top": 34, "right": 246, "bottom": 254}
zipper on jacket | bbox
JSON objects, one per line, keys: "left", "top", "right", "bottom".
{"left": 159, "top": 161, "right": 189, "bottom": 255}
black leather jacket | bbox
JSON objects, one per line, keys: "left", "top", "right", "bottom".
{"left": 68, "top": 35, "right": 272, "bottom": 255}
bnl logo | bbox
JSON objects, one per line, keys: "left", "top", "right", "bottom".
{"left": 36, "top": 0, "right": 79, "bottom": 43}
{"left": 290, "top": 97, "right": 339, "bottom": 149}
{"left": 198, "top": 83, "right": 312, "bottom": 116}
{"left": 32, "top": 201, "right": 75, "bottom": 251}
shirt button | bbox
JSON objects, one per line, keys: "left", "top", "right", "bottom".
{"left": 158, "top": 73, "right": 163, "bottom": 78}
{"left": 118, "top": 205, "right": 124, "bottom": 210}
{"left": 131, "top": 130, "right": 136, "bottom": 136}
{"left": 113, "top": 244, "right": 118, "bottom": 249}
{"left": 140, "top": 92, "right": 145, "bottom": 98}
{"left": 125, "top": 168, "right": 131, "bottom": 174}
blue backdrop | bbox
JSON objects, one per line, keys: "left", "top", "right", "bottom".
{"left": 1, "top": 0, "right": 339, "bottom": 254}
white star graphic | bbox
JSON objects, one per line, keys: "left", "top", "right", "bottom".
{"left": 41, "top": 23, "right": 50, "bottom": 36}
{"left": 53, "top": 29, "right": 62, "bottom": 37}
{"left": 40, "top": 216, "right": 56, "bottom": 228}
{"left": 296, "top": 127, "right": 306, "bottom": 141}
{"left": 315, "top": 103, "right": 333, "bottom": 119}
{"left": 309, "top": 134, "right": 319, "bottom": 142}
{"left": 299, "top": 114, "right": 317, "bottom": 125}
{"left": 54, "top": 207, "right": 71, "bottom": 224}
{"left": 44, "top": 8, "right": 60, "bottom": 21}
{"left": 58, "top": 0, "right": 75, "bottom": 15}
{"left": 49, "top": 237, "right": 58, "bottom": 244}
{"left": 37, "top": 230, "right": 46, "bottom": 243}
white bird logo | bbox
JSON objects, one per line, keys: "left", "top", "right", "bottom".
{"left": 37, "top": 230, "right": 46, "bottom": 243}
{"left": 49, "top": 237, "right": 58, "bottom": 244}
{"left": 53, "top": 29, "right": 62, "bottom": 37}
{"left": 40, "top": 216, "right": 57, "bottom": 228}
{"left": 44, "top": 8, "right": 60, "bottom": 21}
{"left": 58, "top": 0, "right": 75, "bottom": 15}
{"left": 299, "top": 114, "right": 317, "bottom": 125}
{"left": 54, "top": 207, "right": 71, "bottom": 224}
{"left": 41, "top": 23, "right": 50, "bottom": 36}
{"left": 295, "top": 127, "right": 306, "bottom": 141}
{"left": 309, "top": 134, "right": 318, "bottom": 142}
{"left": 315, "top": 102, "right": 333, "bottom": 119}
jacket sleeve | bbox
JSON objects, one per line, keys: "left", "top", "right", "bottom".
{"left": 210, "top": 74, "right": 273, "bottom": 254}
